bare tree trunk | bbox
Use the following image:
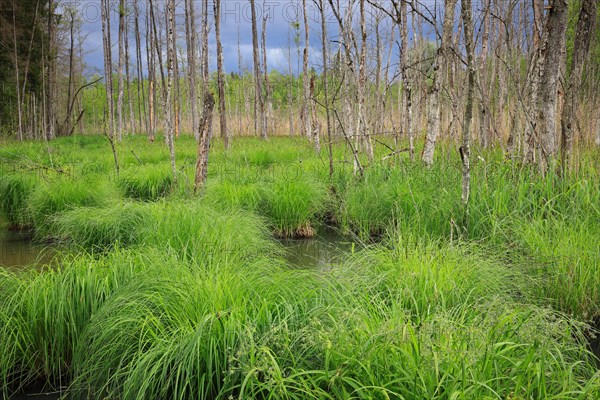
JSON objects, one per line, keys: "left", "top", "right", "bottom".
{"left": 309, "top": 74, "right": 321, "bottom": 154}
{"left": 478, "top": 0, "right": 491, "bottom": 148}
{"left": 101, "top": 0, "right": 114, "bottom": 142}
{"left": 46, "top": 0, "right": 56, "bottom": 140}
{"left": 523, "top": 0, "right": 546, "bottom": 162}
{"left": 195, "top": 92, "right": 215, "bottom": 192}
{"left": 400, "top": 0, "right": 413, "bottom": 160}
{"left": 146, "top": 7, "right": 156, "bottom": 142}
{"left": 460, "top": 0, "right": 476, "bottom": 207}
{"left": 17, "top": 0, "right": 40, "bottom": 139}
{"left": 201, "top": 0, "right": 209, "bottom": 89}
{"left": 173, "top": 19, "right": 181, "bottom": 139}
{"left": 214, "top": 0, "right": 229, "bottom": 149}
{"left": 134, "top": 0, "right": 146, "bottom": 135}
{"left": 200, "top": 0, "right": 209, "bottom": 140}
{"left": 262, "top": 13, "right": 274, "bottom": 135}
{"left": 250, "top": 0, "right": 266, "bottom": 139}
{"left": 11, "top": 1, "right": 23, "bottom": 140}
{"left": 149, "top": 0, "right": 166, "bottom": 108}
{"left": 287, "top": 27, "right": 295, "bottom": 137}
{"left": 560, "top": 0, "right": 598, "bottom": 171}
{"left": 165, "top": 0, "right": 177, "bottom": 183}
{"left": 537, "top": 0, "right": 568, "bottom": 173}
{"left": 124, "top": 8, "right": 135, "bottom": 134}
{"left": 61, "top": 9, "right": 76, "bottom": 137}
{"left": 318, "top": 0, "right": 333, "bottom": 178}
{"left": 301, "top": 0, "right": 311, "bottom": 140}
{"left": 184, "top": 0, "right": 198, "bottom": 139}
{"left": 422, "top": 0, "right": 457, "bottom": 166}
{"left": 358, "top": 0, "right": 374, "bottom": 162}
{"left": 117, "top": 0, "right": 125, "bottom": 140}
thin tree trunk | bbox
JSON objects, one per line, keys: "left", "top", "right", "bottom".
{"left": 195, "top": 92, "right": 215, "bottom": 192}
{"left": 302, "top": 0, "right": 311, "bottom": 139}
{"left": 262, "top": 13, "right": 274, "bottom": 135}
{"left": 165, "top": 0, "right": 177, "bottom": 182}
{"left": 400, "top": 0, "right": 413, "bottom": 160}
{"left": 19, "top": 0, "right": 40, "bottom": 139}
{"left": 524, "top": 0, "right": 546, "bottom": 162}
{"left": 124, "top": 9, "right": 135, "bottom": 134}
{"left": 185, "top": 0, "right": 198, "bottom": 139}
{"left": 46, "top": 0, "right": 56, "bottom": 140}
{"left": 319, "top": 0, "right": 333, "bottom": 178}
{"left": 146, "top": 7, "right": 155, "bottom": 141}
{"left": 134, "top": 0, "right": 146, "bottom": 135}
{"left": 214, "top": 0, "right": 229, "bottom": 148}
{"left": 62, "top": 9, "right": 76, "bottom": 136}
{"left": 174, "top": 23, "right": 180, "bottom": 139}
{"left": 310, "top": 74, "right": 321, "bottom": 154}
{"left": 11, "top": 0, "right": 23, "bottom": 140}
{"left": 560, "top": 0, "right": 598, "bottom": 171}
{"left": 117, "top": 0, "right": 125, "bottom": 140}
{"left": 460, "top": 0, "right": 476, "bottom": 207}
{"left": 287, "top": 28, "right": 295, "bottom": 137}
{"left": 358, "top": 0, "right": 374, "bottom": 162}
{"left": 478, "top": 0, "right": 491, "bottom": 148}
{"left": 201, "top": 0, "right": 209, "bottom": 85}
{"left": 101, "top": 0, "right": 114, "bottom": 142}
{"left": 250, "top": 0, "right": 266, "bottom": 139}
{"left": 422, "top": 0, "right": 458, "bottom": 166}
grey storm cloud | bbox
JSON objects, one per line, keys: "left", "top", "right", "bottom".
{"left": 66, "top": 0, "right": 346, "bottom": 77}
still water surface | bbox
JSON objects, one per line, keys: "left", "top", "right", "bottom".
{"left": 0, "top": 229, "right": 57, "bottom": 271}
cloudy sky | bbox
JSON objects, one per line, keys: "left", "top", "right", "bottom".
{"left": 69, "top": 1, "right": 337, "bottom": 76}
{"left": 62, "top": 0, "right": 444, "bottom": 77}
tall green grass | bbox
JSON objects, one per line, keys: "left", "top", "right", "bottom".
{"left": 47, "top": 201, "right": 279, "bottom": 267}
{"left": 117, "top": 165, "right": 174, "bottom": 201}
{"left": 51, "top": 236, "right": 600, "bottom": 398}
{"left": 1, "top": 135, "right": 599, "bottom": 398}
{"left": 0, "top": 249, "right": 160, "bottom": 394}
{"left": 0, "top": 174, "right": 36, "bottom": 228}
{"left": 27, "top": 177, "right": 111, "bottom": 238}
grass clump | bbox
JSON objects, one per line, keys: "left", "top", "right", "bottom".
{"left": 140, "top": 201, "right": 280, "bottom": 266}
{"left": 27, "top": 177, "right": 109, "bottom": 237}
{"left": 0, "top": 249, "right": 164, "bottom": 395}
{"left": 265, "top": 176, "right": 330, "bottom": 238}
{"left": 50, "top": 202, "right": 151, "bottom": 250}
{"left": 0, "top": 174, "right": 36, "bottom": 228}
{"left": 117, "top": 165, "right": 174, "bottom": 201}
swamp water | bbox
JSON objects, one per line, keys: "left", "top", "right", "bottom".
{"left": 278, "top": 227, "right": 356, "bottom": 270}
{"left": 0, "top": 230, "right": 57, "bottom": 271}
{"left": 0, "top": 226, "right": 356, "bottom": 398}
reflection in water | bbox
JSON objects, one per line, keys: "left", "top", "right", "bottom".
{"left": 0, "top": 229, "right": 56, "bottom": 271}
{"left": 279, "top": 227, "right": 356, "bottom": 270}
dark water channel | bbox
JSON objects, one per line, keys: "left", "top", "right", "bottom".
{"left": 0, "top": 230, "right": 57, "bottom": 272}
{"left": 1, "top": 228, "right": 597, "bottom": 398}
{"left": 278, "top": 226, "right": 356, "bottom": 270}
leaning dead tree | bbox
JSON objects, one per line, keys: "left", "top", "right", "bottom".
{"left": 195, "top": 92, "right": 216, "bottom": 192}
{"left": 214, "top": 0, "right": 229, "bottom": 149}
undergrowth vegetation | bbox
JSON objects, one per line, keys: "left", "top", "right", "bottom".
{"left": 0, "top": 135, "right": 598, "bottom": 398}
